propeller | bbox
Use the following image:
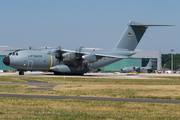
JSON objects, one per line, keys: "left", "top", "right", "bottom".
{"left": 55, "top": 46, "right": 63, "bottom": 64}
{"left": 54, "top": 45, "right": 86, "bottom": 68}
{"left": 74, "top": 45, "right": 86, "bottom": 68}
{"left": 75, "top": 45, "right": 83, "bottom": 61}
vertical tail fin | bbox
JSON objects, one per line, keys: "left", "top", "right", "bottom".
{"left": 114, "top": 21, "right": 172, "bottom": 51}
{"left": 114, "top": 21, "right": 147, "bottom": 51}
{"left": 146, "top": 59, "right": 155, "bottom": 67}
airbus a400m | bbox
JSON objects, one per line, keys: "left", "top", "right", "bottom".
{"left": 3, "top": 21, "right": 171, "bottom": 75}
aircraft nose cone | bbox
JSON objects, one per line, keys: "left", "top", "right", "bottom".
{"left": 3, "top": 56, "right": 10, "bottom": 66}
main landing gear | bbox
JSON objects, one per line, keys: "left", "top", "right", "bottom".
{"left": 19, "top": 71, "right": 24, "bottom": 75}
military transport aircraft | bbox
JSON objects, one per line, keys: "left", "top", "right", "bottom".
{"left": 3, "top": 21, "right": 171, "bottom": 75}
{"left": 120, "top": 59, "right": 155, "bottom": 73}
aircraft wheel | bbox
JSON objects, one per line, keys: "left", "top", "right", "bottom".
{"left": 19, "top": 71, "right": 24, "bottom": 75}
{"left": 148, "top": 70, "right": 152, "bottom": 73}
{"left": 78, "top": 73, "right": 84, "bottom": 76}
{"left": 54, "top": 72, "right": 61, "bottom": 75}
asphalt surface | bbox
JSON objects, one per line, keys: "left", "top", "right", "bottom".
{"left": 0, "top": 93, "right": 180, "bottom": 104}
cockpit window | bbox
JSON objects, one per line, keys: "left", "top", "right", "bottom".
{"left": 7, "top": 52, "right": 18, "bottom": 56}
{"left": 8, "top": 52, "right": 12, "bottom": 56}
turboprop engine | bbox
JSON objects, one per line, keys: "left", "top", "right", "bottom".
{"left": 134, "top": 67, "right": 140, "bottom": 73}
{"left": 51, "top": 65, "right": 70, "bottom": 73}
{"left": 82, "top": 54, "right": 97, "bottom": 63}
{"left": 62, "top": 52, "right": 76, "bottom": 61}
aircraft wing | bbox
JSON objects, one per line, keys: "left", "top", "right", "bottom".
{"left": 93, "top": 53, "right": 130, "bottom": 58}
{"left": 61, "top": 49, "right": 88, "bottom": 55}
{"left": 3, "top": 49, "right": 27, "bottom": 51}
{"left": 61, "top": 49, "right": 135, "bottom": 59}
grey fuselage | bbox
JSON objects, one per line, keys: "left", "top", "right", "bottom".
{"left": 6, "top": 49, "right": 122, "bottom": 73}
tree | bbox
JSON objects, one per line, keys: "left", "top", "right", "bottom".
{"left": 162, "top": 54, "right": 180, "bottom": 70}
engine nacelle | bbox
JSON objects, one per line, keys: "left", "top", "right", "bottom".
{"left": 82, "top": 54, "right": 97, "bottom": 63}
{"left": 62, "top": 52, "right": 76, "bottom": 61}
{"left": 51, "top": 65, "right": 70, "bottom": 73}
{"left": 135, "top": 67, "right": 140, "bottom": 73}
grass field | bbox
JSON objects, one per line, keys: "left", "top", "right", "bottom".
{"left": 1, "top": 97, "right": 180, "bottom": 119}
{"left": 1, "top": 76, "right": 180, "bottom": 84}
{"left": 1, "top": 75, "right": 180, "bottom": 119}
{"left": 1, "top": 76, "right": 180, "bottom": 99}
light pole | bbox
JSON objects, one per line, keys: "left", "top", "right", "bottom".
{"left": 171, "top": 48, "right": 174, "bottom": 73}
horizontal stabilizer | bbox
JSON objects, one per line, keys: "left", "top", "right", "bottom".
{"left": 129, "top": 21, "right": 174, "bottom": 27}
{"left": 130, "top": 24, "right": 174, "bottom": 27}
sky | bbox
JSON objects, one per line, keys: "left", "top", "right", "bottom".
{"left": 0, "top": 0, "right": 179, "bottom": 54}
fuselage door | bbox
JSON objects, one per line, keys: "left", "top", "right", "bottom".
{"left": 27, "top": 60, "right": 33, "bottom": 70}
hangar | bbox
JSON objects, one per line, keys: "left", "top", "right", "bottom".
{"left": 0, "top": 46, "right": 161, "bottom": 73}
